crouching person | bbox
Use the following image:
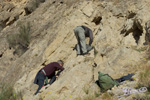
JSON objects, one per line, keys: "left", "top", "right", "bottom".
{"left": 34, "top": 60, "right": 64, "bottom": 95}
{"left": 73, "top": 25, "right": 93, "bottom": 56}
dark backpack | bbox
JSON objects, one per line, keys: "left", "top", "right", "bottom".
{"left": 98, "top": 72, "right": 119, "bottom": 92}
{"left": 115, "top": 73, "right": 134, "bottom": 83}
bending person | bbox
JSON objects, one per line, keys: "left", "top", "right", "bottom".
{"left": 74, "top": 25, "right": 93, "bottom": 56}
{"left": 34, "top": 60, "right": 64, "bottom": 95}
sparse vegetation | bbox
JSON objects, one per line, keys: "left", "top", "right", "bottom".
{"left": 29, "top": 0, "right": 45, "bottom": 12}
{"left": 93, "top": 46, "right": 98, "bottom": 56}
{"left": 0, "top": 83, "right": 23, "bottom": 100}
{"left": 7, "top": 22, "right": 31, "bottom": 56}
{"left": 130, "top": 64, "right": 150, "bottom": 99}
{"left": 75, "top": 91, "right": 100, "bottom": 100}
{"left": 83, "top": 86, "right": 89, "bottom": 94}
{"left": 101, "top": 92, "right": 114, "bottom": 100}
{"left": 31, "top": 0, "right": 40, "bottom": 12}
{"left": 18, "top": 22, "right": 31, "bottom": 48}
{"left": 140, "top": 96, "right": 150, "bottom": 100}
{"left": 39, "top": 97, "right": 44, "bottom": 100}
{"left": 75, "top": 95, "right": 96, "bottom": 100}
{"left": 145, "top": 46, "right": 150, "bottom": 60}
{"left": 131, "top": 46, "right": 147, "bottom": 52}
{"left": 94, "top": 92, "right": 100, "bottom": 97}
{"left": 132, "top": 93, "right": 150, "bottom": 100}
{"left": 138, "top": 65, "right": 150, "bottom": 88}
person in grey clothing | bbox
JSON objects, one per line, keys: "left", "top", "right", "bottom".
{"left": 74, "top": 25, "right": 93, "bottom": 56}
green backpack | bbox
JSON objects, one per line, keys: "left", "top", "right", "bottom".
{"left": 98, "top": 72, "right": 119, "bottom": 92}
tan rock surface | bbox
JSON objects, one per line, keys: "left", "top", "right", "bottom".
{"left": 0, "top": 0, "right": 150, "bottom": 100}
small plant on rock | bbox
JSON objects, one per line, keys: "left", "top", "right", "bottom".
{"left": 101, "top": 92, "right": 114, "bottom": 100}
{"left": 7, "top": 22, "right": 31, "bottom": 56}
{"left": 0, "top": 83, "right": 23, "bottom": 100}
{"left": 138, "top": 65, "right": 150, "bottom": 89}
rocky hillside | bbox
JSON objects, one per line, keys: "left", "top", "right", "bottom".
{"left": 0, "top": 0, "right": 150, "bottom": 100}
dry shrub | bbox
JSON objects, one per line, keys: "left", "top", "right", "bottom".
{"left": 0, "top": 83, "right": 23, "bottom": 100}
{"left": 75, "top": 95, "right": 96, "bottom": 100}
{"left": 138, "top": 65, "right": 150, "bottom": 87}
{"left": 7, "top": 22, "right": 31, "bottom": 56}
{"left": 145, "top": 46, "right": 150, "bottom": 60}
{"left": 101, "top": 92, "right": 114, "bottom": 100}
{"left": 75, "top": 92, "right": 100, "bottom": 100}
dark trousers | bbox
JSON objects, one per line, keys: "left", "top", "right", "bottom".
{"left": 49, "top": 75, "right": 56, "bottom": 85}
{"left": 34, "top": 72, "right": 46, "bottom": 95}
{"left": 34, "top": 73, "right": 56, "bottom": 95}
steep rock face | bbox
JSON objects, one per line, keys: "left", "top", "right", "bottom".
{"left": 0, "top": 0, "right": 81, "bottom": 82}
{"left": 0, "top": 0, "right": 150, "bottom": 100}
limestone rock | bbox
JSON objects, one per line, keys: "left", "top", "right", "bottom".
{"left": 0, "top": 0, "right": 150, "bottom": 100}
{"left": 81, "top": 2, "right": 94, "bottom": 17}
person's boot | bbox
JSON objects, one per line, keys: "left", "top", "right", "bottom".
{"left": 82, "top": 52, "right": 90, "bottom": 56}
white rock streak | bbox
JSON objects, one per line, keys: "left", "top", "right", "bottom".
{"left": 118, "top": 87, "right": 147, "bottom": 98}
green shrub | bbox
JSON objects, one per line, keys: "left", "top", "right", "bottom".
{"left": 31, "top": 0, "right": 40, "bottom": 12}
{"left": 7, "top": 34, "right": 19, "bottom": 49}
{"left": 18, "top": 22, "right": 31, "bottom": 48}
{"left": 29, "top": 0, "right": 45, "bottom": 12}
{"left": 0, "top": 84, "right": 22, "bottom": 100}
{"left": 138, "top": 65, "right": 150, "bottom": 88}
{"left": 83, "top": 86, "right": 89, "bottom": 94}
{"left": 131, "top": 46, "right": 147, "bottom": 52}
{"left": 75, "top": 92, "right": 100, "bottom": 100}
{"left": 132, "top": 93, "right": 150, "bottom": 100}
{"left": 7, "top": 22, "right": 31, "bottom": 55}
{"left": 101, "top": 92, "right": 114, "bottom": 100}
{"left": 75, "top": 95, "right": 95, "bottom": 100}
{"left": 93, "top": 46, "right": 98, "bottom": 56}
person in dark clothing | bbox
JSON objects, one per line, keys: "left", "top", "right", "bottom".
{"left": 74, "top": 25, "right": 93, "bottom": 56}
{"left": 34, "top": 60, "right": 64, "bottom": 95}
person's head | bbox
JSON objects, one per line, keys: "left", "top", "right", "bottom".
{"left": 57, "top": 60, "right": 64, "bottom": 66}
